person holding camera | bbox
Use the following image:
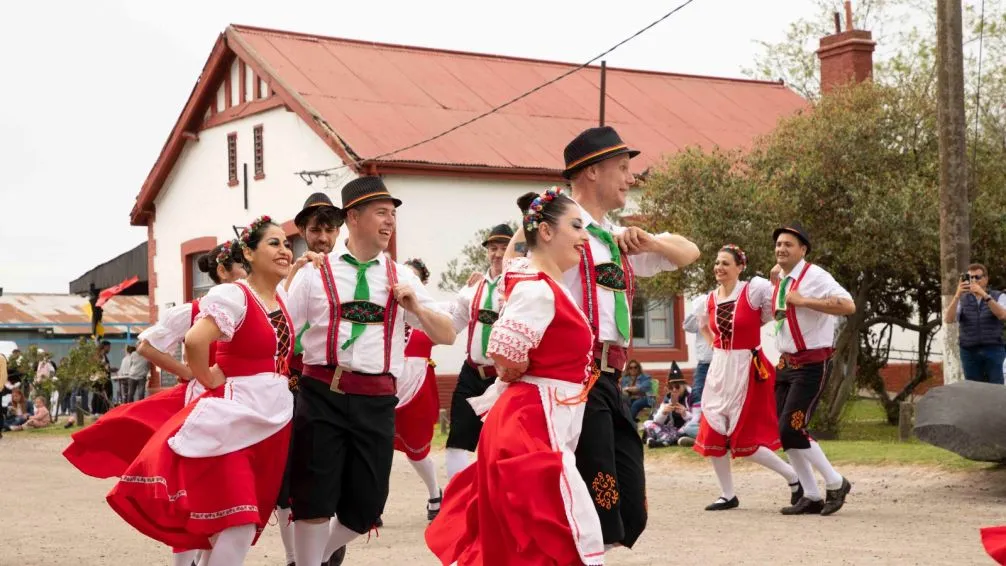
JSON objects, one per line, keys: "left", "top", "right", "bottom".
{"left": 943, "top": 263, "right": 1006, "bottom": 384}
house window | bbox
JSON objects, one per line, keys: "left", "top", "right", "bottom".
{"left": 227, "top": 132, "right": 238, "bottom": 186}
{"left": 253, "top": 125, "right": 265, "bottom": 180}
{"left": 190, "top": 256, "right": 215, "bottom": 299}
{"left": 631, "top": 295, "right": 675, "bottom": 347}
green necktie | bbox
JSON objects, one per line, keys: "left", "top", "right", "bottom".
{"left": 341, "top": 254, "right": 378, "bottom": 350}
{"left": 586, "top": 224, "right": 630, "bottom": 341}
{"left": 480, "top": 277, "right": 499, "bottom": 357}
{"left": 775, "top": 276, "right": 791, "bottom": 334}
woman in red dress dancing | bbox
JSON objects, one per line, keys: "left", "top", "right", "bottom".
{"left": 693, "top": 245, "right": 801, "bottom": 511}
{"left": 394, "top": 258, "right": 443, "bottom": 521}
{"left": 427, "top": 187, "right": 605, "bottom": 566}
{"left": 64, "top": 239, "right": 246, "bottom": 566}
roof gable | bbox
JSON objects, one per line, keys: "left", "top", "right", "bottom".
{"left": 131, "top": 24, "right": 807, "bottom": 225}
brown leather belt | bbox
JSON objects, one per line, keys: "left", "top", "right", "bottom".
{"left": 593, "top": 341, "right": 628, "bottom": 374}
{"left": 778, "top": 348, "right": 835, "bottom": 369}
{"left": 302, "top": 364, "right": 396, "bottom": 396}
{"left": 465, "top": 358, "right": 497, "bottom": 380}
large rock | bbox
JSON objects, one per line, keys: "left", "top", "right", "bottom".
{"left": 914, "top": 381, "right": 1006, "bottom": 462}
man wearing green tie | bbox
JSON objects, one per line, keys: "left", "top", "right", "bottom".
{"left": 506, "top": 126, "right": 700, "bottom": 549}
{"left": 285, "top": 176, "right": 456, "bottom": 566}
{"left": 443, "top": 223, "right": 513, "bottom": 480}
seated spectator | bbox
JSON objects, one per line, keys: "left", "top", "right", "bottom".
{"left": 621, "top": 360, "right": 654, "bottom": 421}
{"left": 10, "top": 396, "right": 51, "bottom": 430}
{"left": 642, "top": 375, "right": 695, "bottom": 448}
{"left": 3, "top": 388, "right": 33, "bottom": 431}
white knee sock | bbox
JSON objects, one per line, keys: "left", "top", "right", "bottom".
{"left": 786, "top": 449, "right": 822, "bottom": 500}
{"left": 293, "top": 520, "right": 330, "bottom": 566}
{"left": 276, "top": 507, "right": 295, "bottom": 563}
{"left": 445, "top": 448, "right": 470, "bottom": 480}
{"left": 323, "top": 519, "right": 362, "bottom": 563}
{"left": 203, "top": 524, "right": 255, "bottom": 566}
{"left": 710, "top": 455, "right": 735, "bottom": 499}
{"left": 409, "top": 456, "right": 441, "bottom": 499}
{"left": 748, "top": 446, "right": 799, "bottom": 485}
{"left": 806, "top": 440, "right": 844, "bottom": 489}
{"left": 172, "top": 550, "right": 199, "bottom": 566}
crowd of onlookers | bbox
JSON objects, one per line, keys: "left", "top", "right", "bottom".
{"left": 1, "top": 341, "right": 150, "bottom": 433}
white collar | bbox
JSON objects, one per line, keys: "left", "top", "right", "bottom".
{"left": 781, "top": 258, "right": 808, "bottom": 280}
{"left": 570, "top": 197, "right": 612, "bottom": 230}
{"left": 334, "top": 240, "right": 387, "bottom": 265}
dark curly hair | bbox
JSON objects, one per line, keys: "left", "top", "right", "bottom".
{"left": 197, "top": 240, "right": 245, "bottom": 284}
{"left": 405, "top": 258, "right": 430, "bottom": 285}
{"left": 296, "top": 205, "right": 344, "bottom": 230}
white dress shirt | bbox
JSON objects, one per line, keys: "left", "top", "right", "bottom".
{"left": 774, "top": 259, "right": 853, "bottom": 354}
{"left": 139, "top": 303, "right": 194, "bottom": 353}
{"left": 560, "top": 202, "right": 678, "bottom": 346}
{"left": 683, "top": 294, "right": 714, "bottom": 363}
{"left": 285, "top": 240, "right": 446, "bottom": 377}
{"left": 447, "top": 270, "right": 504, "bottom": 366}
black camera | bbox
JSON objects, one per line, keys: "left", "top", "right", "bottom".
{"left": 961, "top": 273, "right": 971, "bottom": 283}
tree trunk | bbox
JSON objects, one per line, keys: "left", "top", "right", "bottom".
{"left": 816, "top": 284, "right": 871, "bottom": 434}
{"left": 937, "top": 0, "right": 969, "bottom": 384}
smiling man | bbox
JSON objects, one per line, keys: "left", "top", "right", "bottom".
{"left": 285, "top": 176, "right": 455, "bottom": 566}
{"left": 770, "top": 223, "right": 856, "bottom": 517}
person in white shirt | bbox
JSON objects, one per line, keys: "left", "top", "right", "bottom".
{"left": 285, "top": 176, "right": 456, "bottom": 566}
{"left": 506, "top": 126, "right": 700, "bottom": 549}
{"left": 683, "top": 293, "right": 715, "bottom": 408}
{"left": 443, "top": 223, "right": 512, "bottom": 480}
{"left": 770, "top": 223, "right": 855, "bottom": 517}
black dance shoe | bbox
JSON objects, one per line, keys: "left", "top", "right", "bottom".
{"left": 821, "top": 477, "right": 852, "bottom": 516}
{"left": 704, "top": 496, "right": 739, "bottom": 511}
{"left": 780, "top": 496, "right": 824, "bottom": 515}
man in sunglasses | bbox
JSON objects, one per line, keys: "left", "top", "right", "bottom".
{"left": 943, "top": 263, "right": 1006, "bottom": 384}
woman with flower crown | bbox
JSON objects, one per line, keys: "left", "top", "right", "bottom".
{"left": 67, "top": 216, "right": 296, "bottom": 565}
{"left": 426, "top": 187, "right": 606, "bottom": 566}
{"left": 64, "top": 238, "right": 247, "bottom": 566}
{"left": 692, "top": 244, "right": 802, "bottom": 512}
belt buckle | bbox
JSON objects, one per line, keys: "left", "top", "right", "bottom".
{"left": 598, "top": 342, "right": 617, "bottom": 374}
{"left": 477, "top": 365, "right": 488, "bottom": 380}
{"left": 329, "top": 366, "right": 345, "bottom": 394}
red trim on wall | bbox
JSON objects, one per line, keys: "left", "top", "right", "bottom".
{"left": 224, "top": 68, "right": 233, "bottom": 110}
{"left": 146, "top": 211, "right": 160, "bottom": 389}
{"left": 227, "top": 132, "right": 238, "bottom": 187}
{"left": 280, "top": 219, "right": 298, "bottom": 238}
{"left": 181, "top": 236, "right": 219, "bottom": 302}
{"left": 255, "top": 75, "right": 263, "bottom": 100}
{"left": 253, "top": 124, "right": 265, "bottom": 180}
{"left": 201, "top": 95, "right": 283, "bottom": 131}
{"left": 373, "top": 161, "right": 563, "bottom": 183}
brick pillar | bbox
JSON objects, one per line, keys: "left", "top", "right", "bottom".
{"left": 146, "top": 213, "right": 161, "bottom": 390}
{"left": 817, "top": 2, "right": 875, "bottom": 93}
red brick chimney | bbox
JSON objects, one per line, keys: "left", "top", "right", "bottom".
{"left": 817, "top": 1, "right": 876, "bottom": 93}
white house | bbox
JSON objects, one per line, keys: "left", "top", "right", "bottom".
{"left": 130, "top": 24, "right": 811, "bottom": 391}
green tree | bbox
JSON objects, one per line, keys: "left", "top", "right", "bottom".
{"left": 438, "top": 222, "right": 519, "bottom": 293}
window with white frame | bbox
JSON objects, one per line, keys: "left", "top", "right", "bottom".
{"left": 190, "top": 256, "right": 215, "bottom": 299}
{"left": 631, "top": 295, "right": 675, "bottom": 347}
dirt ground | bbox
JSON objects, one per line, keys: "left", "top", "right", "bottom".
{"left": 4, "top": 434, "right": 1005, "bottom": 565}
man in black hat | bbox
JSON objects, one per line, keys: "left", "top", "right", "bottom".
{"left": 285, "top": 176, "right": 456, "bottom": 566}
{"left": 507, "top": 126, "right": 700, "bottom": 549}
{"left": 442, "top": 223, "right": 513, "bottom": 480}
{"left": 770, "top": 223, "right": 855, "bottom": 516}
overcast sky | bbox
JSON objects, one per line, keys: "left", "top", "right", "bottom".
{"left": 0, "top": 0, "right": 824, "bottom": 293}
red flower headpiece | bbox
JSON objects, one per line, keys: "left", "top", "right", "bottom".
{"left": 523, "top": 186, "right": 563, "bottom": 233}
{"left": 239, "top": 215, "right": 273, "bottom": 246}
{"left": 720, "top": 243, "right": 748, "bottom": 267}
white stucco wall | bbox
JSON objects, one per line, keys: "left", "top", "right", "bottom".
{"left": 152, "top": 105, "right": 345, "bottom": 310}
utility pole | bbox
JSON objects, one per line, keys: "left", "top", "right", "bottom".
{"left": 937, "top": 0, "right": 969, "bottom": 384}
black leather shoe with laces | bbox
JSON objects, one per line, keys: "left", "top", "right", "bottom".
{"left": 781, "top": 496, "right": 824, "bottom": 515}
{"left": 821, "top": 478, "right": 852, "bottom": 516}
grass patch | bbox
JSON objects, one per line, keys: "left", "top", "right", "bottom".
{"left": 3, "top": 415, "right": 97, "bottom": 438}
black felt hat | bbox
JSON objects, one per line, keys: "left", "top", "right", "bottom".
{"left": 482, "top": 224, "right": 515, "bottom": 247}
{"left": 562, "top": 126, "right": 640, "bottom": 179}
{"left": 772, "top": 222, "right": 812, "bottom": 254}
{"left": 341, "top": 176, "right": 402, "bottom": 211}
{"left": 667, "top": 361, "right": 687, "bottom": 384}
{"left": 294, "top": 192, "right": 341, "bottom": 228}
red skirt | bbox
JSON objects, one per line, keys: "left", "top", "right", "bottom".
{"left": 425, "top": 382, "right": 585, "bottom": 566}
{"left": 63, "top": 383, "right": 190, "bottom": 478}
{"left": 983, "top": 526, "right": 1006, "bottom": 564}
{"left": 104, "top": 389, "right": 291, "bottom": 550}
{"left": 394, "top": 366, "right": 439, "bottom": 461}
{"left": 694, "top": 357, "right": 781, "bottom": 458}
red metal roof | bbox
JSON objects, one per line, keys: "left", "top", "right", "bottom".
{"left": 131, "top": 24, "right": 806, "bottom": 224}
